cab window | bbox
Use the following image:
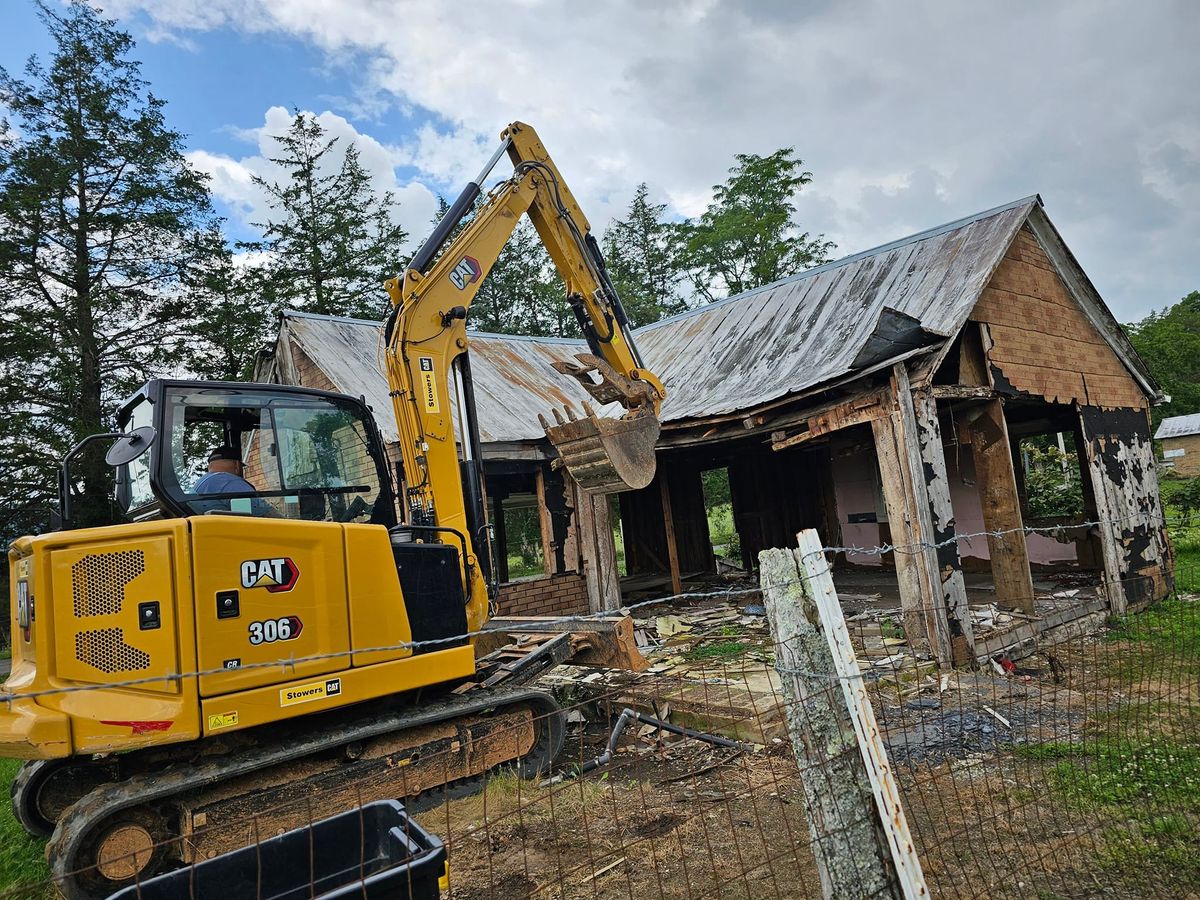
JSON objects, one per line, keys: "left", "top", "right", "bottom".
{"left": 160, "top": 387, "right": 387, "bottom": 523}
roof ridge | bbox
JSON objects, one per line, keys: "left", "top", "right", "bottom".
{"left": 635, "top": 194, "right": 1042, "bottom": 334}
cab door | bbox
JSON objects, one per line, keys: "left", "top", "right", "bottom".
{"left": 190, "top": 516, "right": 350, "bottom": 697}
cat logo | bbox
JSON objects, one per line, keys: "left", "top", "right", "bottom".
{"left": 240, "top": 557, "right": 299, "bottom": 593}
{"left": 418, "top": 357, "right": 440, "bottom": 413}
{"left": 449, "top": 255, "right": 482, "bottom": 290}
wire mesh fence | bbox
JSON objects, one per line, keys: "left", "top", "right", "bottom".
{"left": 0, "top": 553, "right": 1196, "bottom": 899}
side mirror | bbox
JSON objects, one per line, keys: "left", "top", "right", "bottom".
{"left": 105, "top": 426, "right": 157, "bottom": 466}
{"left": 59, "top": 427, "right": 158, "bottom": 530}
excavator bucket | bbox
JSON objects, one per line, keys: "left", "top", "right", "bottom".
{"left": 539, "top": 354, "right": 661, "bottom": 494}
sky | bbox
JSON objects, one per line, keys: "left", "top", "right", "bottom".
{"left": 1, "top": 0, "right": 1197, "bottom": 322}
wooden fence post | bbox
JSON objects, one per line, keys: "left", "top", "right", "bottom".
{"left": 760, "top": 529, "right": 929, "bottom": 900}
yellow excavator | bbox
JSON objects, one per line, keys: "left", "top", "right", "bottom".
{"left": 2, "top": 122, "right": 664, "bottom": 899}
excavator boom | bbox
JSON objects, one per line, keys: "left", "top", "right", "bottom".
{"left": 382, "top": 126, "right": 666, "bottom": 623}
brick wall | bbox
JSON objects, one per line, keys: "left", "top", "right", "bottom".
{"left": 497, "top": 572, "right": 589, "bottom": 618}
{"left": 971, "top": 226, "right": 1146, "bottom": 409}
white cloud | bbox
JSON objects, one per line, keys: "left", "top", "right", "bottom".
{"left": 118, "top": 0, "right": 1199, "bottom": 318}
{"left": 186, "top": 106, "right": 439, "bottom": 245}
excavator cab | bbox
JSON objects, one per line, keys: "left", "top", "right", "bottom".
{"left": 111, "top": 380, "right": 397, "bottom": 527}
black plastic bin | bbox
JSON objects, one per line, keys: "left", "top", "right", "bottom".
{"left": 107, "top": 799, "right": 444, "bottom": 900}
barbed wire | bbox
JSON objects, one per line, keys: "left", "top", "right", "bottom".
{"left": 0, "top": 516, "right": 1179, "bottom": 706}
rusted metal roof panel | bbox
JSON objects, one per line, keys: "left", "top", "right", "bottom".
{"left": 634, "top": 196, "right": 1036, "bottom": 421}
{"left": 283, "top": 314, "right": 610, "bottom": 444}
{"left": 276, "top": 197, "right": 1039, "bottom": 444}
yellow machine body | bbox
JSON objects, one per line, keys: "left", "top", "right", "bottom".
{"left": 3, "top": 517, "right": 475, "bottom": 759}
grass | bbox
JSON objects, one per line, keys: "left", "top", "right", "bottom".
{"left": 1017, "top": 735, "right": 1200, "bottom": 889}
{"left": 1099, "top": 815, "right": 1200, "bottom": 888}
{"left": 0, "top": 758, "right": 49, "bottom": 892}
{"left": 682, "top": 640, "right": 748, "bottom": 662}
{"left": 1104, "top": 595, "right": 1200, "bottom": 678}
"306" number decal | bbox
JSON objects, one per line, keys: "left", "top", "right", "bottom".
{"left": 248, "top": 616, "right": 303, "bottom": 645}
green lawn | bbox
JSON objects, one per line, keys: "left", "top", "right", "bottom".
{"left": 0, "top": 758, "right": 49, "bottom": 893}
{"left": 1161, "top": 476, "right": 1200, "bottom": 591}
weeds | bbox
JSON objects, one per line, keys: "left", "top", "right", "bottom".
{"left": 0, "top": 758, "right": 48, "bottom": 891}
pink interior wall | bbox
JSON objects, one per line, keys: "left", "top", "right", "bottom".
{"left": 944, "top": 446, "right": 1077, "bottom": 565}
{"left": 831, "top": 444, "right": 885, "bottom": 566}
{"left": 831, "top": 435, "right": 1077, "bottom": 567}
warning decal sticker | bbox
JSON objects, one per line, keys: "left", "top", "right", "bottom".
{"left": 419, "top": 357, "right": 440, "bottom": 413}
{"left": 208, "top": 711, "right": 239, "bottom": 731}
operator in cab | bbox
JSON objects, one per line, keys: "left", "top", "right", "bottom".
{"left": 192, "top": 445, "right": 267, "bottom": 514}
{"left": 195, "top": 446, "right": 254, "bottom": 495}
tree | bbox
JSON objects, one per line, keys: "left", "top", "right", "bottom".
{"left": 601, "top": 183, "right": 687, "bottom": 326}
{"left": 679, "top": 148, "right": 834, "bottom": 303}
{"left": 186, "top": 230, "right": 273, "bottom": 381}
{"left": 1126, "top": 290, "right": 1200, "bottom": 429}
{"left": 252, "top": 112, "right": 408, "bottom": 320}
{"left": 470, "top": 220, "right": 568, "bottom": 337}
{"left": 0, "top": 0, "right": 216, "bottom": 529}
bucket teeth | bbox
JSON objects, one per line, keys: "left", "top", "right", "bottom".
{"left": 541, "top": 353, "right": 661, "bottom": 494}
{"left": 542, "top": 406, "right": 660, "bottom": 494}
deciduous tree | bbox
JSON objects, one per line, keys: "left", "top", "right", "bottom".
{"left": 679, "top": 148, "right": 833, "bottom": 303}
{"left": 1126, "top": 290, "right": 1200, "bottom": 429}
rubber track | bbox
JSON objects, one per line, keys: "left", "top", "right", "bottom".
{"left": 47, "top": 687, "right": 564, "bottom": 900}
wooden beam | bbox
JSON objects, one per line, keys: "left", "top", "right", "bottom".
{"left": 771, "top": 389, "right": 889, "bottom": 451}
{"left": 659, "top": 476, "right": 683, "bottom": 596}
{"left": 957, "top": 321, "right": 991, "bottom": 387}
{"left": 760, "top": 538, "right": 924, "bottom": 899}
{"left": 970, "top": 399, "right": 1034, "bottom": 614}
{"left": 910, "top": 389, "right": 976, "bottom": 663}
{"left": 869, "top": 366, "right": 967, "bottom": 666}
{"left": 930, "top": 385, "right": 998, "bottom": 400}
{"left": 591, "top": 493, "right": 620, "bottom": 610}
{"left": 534, "top": 466, "right": 554, "bottom": 576}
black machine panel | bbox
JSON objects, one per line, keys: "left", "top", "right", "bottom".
{"left": 390, "top": 542, "right": 468, "bottom": 652}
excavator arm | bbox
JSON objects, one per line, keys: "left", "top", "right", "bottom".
{"left": 383, "top": 122, "right": 666, "bottom": 632}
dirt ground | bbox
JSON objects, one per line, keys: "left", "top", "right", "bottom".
{"left": 416, "top": 597, "right": 1200, "bottom": 900}
{"left": 418, "top": 737, "right": 824, "bottom": 900}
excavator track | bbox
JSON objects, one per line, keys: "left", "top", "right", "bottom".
{"left": 45, "top": 687, "right": 564, "bottom": 900}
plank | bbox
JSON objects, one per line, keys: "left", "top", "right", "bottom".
{"left": 659, "top": 475, "right": 683, "bottom": 596}
{"left": 535, "top": 466, "right": 554, "bottom": 576}
{"left": 969, "top": 399, "right": 1034, "bottom": 613}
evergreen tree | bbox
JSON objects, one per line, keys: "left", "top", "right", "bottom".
{"left": 252, "top": 112, "right": 408, "bottom": 320}
{"left": 187, "top": 230, "right": 273, "bottom": 381}
{"left": 602, "top": 183, "right": 687, "bottom": 326}
{"left": 0, "top": 0, "right": 215, "bottom": 530}
{"left": 679, "top": 148, "right": 834, "bottom": 302}
{"left": 470, "top": 220, "right": 567, "bottom": 337}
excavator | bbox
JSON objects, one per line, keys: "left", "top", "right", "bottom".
{"left": 2, "top": 122, "right": 665, "bottom": 899}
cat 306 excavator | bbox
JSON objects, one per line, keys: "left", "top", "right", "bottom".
{"left": 2, "top": 122, "right": 665, "bottom": 899}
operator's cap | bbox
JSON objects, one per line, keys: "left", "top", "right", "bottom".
{"left": 208, "top": 445, "right": 240, "bottom": 462}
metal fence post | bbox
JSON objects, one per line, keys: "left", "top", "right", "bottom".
{"left": 759, "top": 529, "right": 929, "bottom": 900}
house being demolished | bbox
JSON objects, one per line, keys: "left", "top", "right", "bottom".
{"left": 256, "top": 195, "right": 1172, "bottom": 667}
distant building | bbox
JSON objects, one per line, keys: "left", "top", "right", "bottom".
{"left": 257, "top": 195, "right": 1172, "bottom": 667}
{"left": 1155, "top": 413, "right": 1200, "bottom": 477}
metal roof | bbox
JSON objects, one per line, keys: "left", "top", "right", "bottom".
{"left": 279, "top": 313, "right": 614, "bottom": 444}
{"left": 271, "top": 195, "right": 1154, "bottom": 446}
{"left": 635, "top": 196, "right": 1037, "bottom": 421}
{"left": 1155, "top": 413, "right": 1200, "bottom": 440}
